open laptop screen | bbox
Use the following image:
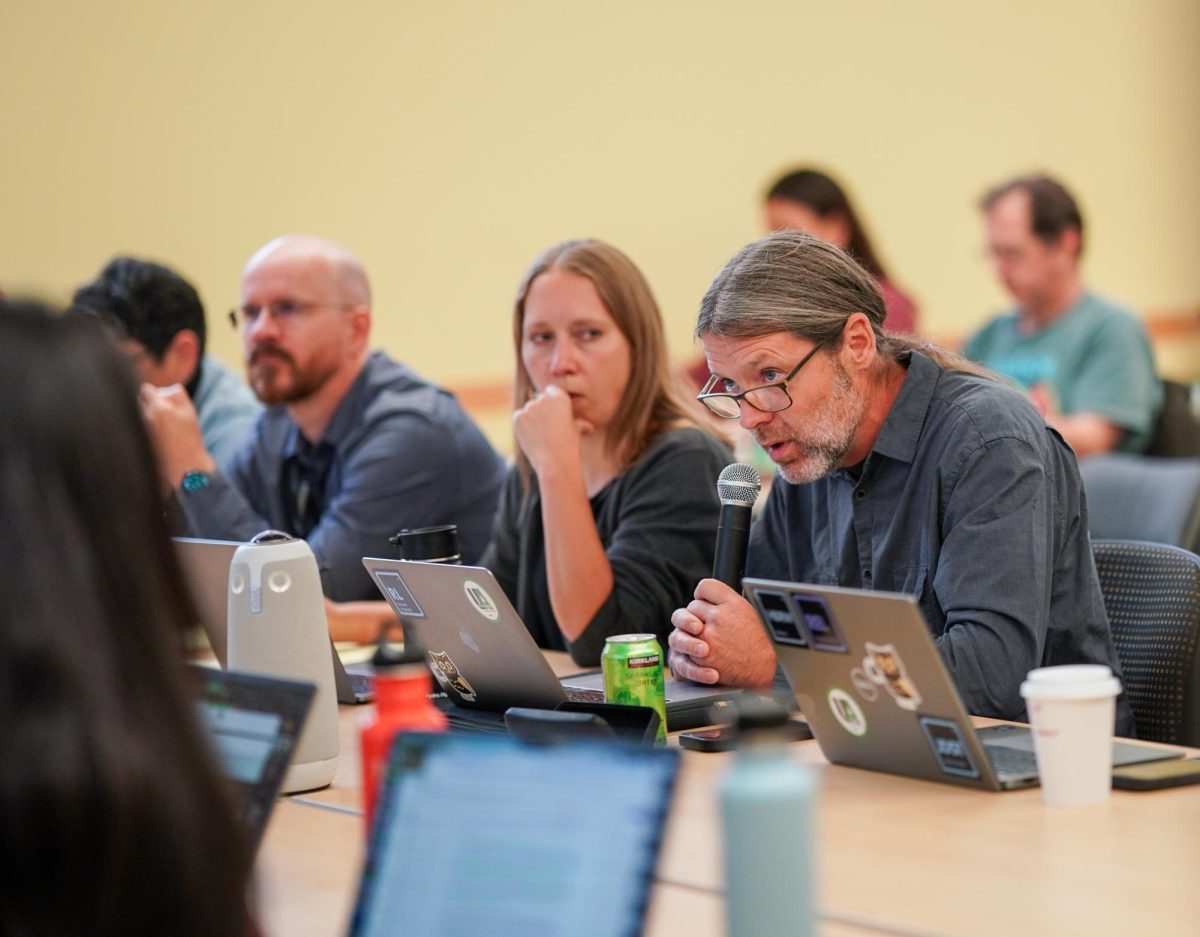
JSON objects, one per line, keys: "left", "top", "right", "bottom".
{"left": 350, "top": 734, "right": 679, "bottom": 937}
{"left": 191, "top": 666, "right": 315, "bottom": 850}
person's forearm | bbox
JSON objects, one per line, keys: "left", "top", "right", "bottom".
{"left": 538, "top": 468, "right": 614, "bottom": 643}
{"left": 324, "top": 599, "right": 398, "bottom": 645}
{"left": 1047, "top": 412, "right": 1122, "bottom": 457}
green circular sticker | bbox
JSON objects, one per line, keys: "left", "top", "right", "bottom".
{"left": 827, "top": 687, "right": 868, "bottom": 737}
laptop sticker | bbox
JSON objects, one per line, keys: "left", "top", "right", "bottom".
{"left": 427, "top": 650, "right": 477, "bottom": 702}
{"left": 850, "top": 667, "right": 880, "bottom": 702}
{"left": 752, "top": 589, "right": 807, "bottom": 646}
{"left": 862, "top": 642, "right": 922, "bottom": 711}
{"left": 827, "top": 688, "right": 868, "bottom": 737}
{"left": 462, "top": 580, "right": 500, "bottom": 622}
{"left": 919, "top": 717, "right": 981, "bottom": 779}
{"left": 373, "top": 570, "right": 425, "bottom": 619}
{"left": 791, "top": 594, "right": 846, "bottom": 652}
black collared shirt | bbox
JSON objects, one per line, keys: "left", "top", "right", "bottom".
{"left": 749, "top": 351, "right": 1134, "bottom": 734}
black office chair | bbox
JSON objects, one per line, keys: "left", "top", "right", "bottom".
{"left": 1091, "top": 539, "right": 1200, "bottom": 746}
{"left": 1144, "top": 380, "right": 1200, "bottom": 458}
{"left": 1079, "top": 454, "right": 1200, "bottom": 553}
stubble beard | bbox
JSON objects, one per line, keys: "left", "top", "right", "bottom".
{"left": 766, "top": 363, "right": 865, "bottom": 485}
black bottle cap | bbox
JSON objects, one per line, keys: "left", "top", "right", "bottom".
{"left": 388, "top": 524, "right": 461, "bottom": 563}
{"left": 371, "top": 619, "right": 425, "bottom": 670}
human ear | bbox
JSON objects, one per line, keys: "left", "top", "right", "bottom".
{"left": 839, "top": 313, "right": 877, "bottom": 367}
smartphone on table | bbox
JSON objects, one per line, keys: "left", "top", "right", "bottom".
{"left": 678, "top": 718, "right": 813, "bottom": 753}
{"left": 1112, "top": 758, "right": 1200, "bottom": 791}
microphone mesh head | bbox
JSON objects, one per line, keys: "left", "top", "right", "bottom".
{"left": 716, "top": 462, "right": 762, "bottom": 505}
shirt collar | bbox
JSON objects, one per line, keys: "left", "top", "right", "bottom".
{"left": 868, "top": 350, "right": 939, "bottom": 465}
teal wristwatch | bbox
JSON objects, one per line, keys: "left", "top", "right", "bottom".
{"left": 180, "top": 469, "right": 212, "bottom": 495}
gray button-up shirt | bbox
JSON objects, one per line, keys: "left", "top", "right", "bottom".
{"left": 178, "top": 351, "right": 506, "bottom": 602}
{"left": 748, "top": 350, "right": 1133, "bottom": 734}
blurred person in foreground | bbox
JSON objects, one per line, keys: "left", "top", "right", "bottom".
{"left": 963, "top": 174, "right": 1161, "bottom": 457}
{"left": 0, "top": 301, "right": 255, "bottom": 936}
{"left": 666, "top": 233, "right": 1132, "bottom": 733}
{"left": 482, "top": 239, "right": 733, "bottom": 665}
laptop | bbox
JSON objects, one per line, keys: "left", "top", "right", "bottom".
{"left": 173, "top": 536, "right": 374, "bottom": 704}
{"left": 362, "top": 558, "right": 743, "bottom": 732}
{"left": 190, "top": 665, "right": 315, "bottom": 851}
{"left": 349, "top": 732, "right": 679, "bottom": 937}
{"left": 745, "top": 578, "right": 1185, "bottom": 791}
{"left": 174, "top": 536, "right": 239, "bottom": 665}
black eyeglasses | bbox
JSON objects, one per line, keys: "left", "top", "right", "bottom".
{"left": 697, "top": 337, "right": 831, "bottom": 419}
{"left": 228, "top": 300, "right": 343, "bottom": 330}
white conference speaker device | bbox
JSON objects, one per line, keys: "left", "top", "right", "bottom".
{"left": 227, "top": 530, "right": 339, "bottom": 793}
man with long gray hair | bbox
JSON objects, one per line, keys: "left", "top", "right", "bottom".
{"left": 669, "top": 231, "right": 1132, "bottom": 732}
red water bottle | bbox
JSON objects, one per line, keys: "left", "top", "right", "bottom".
{"left": 359, "top": 625, "right": 447, "bottom": 829}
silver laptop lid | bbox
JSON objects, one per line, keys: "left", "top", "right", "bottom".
{"left": 745, "top": 578, "right": 1007, "bottom": 791}
{"left": 362, "top": 558, "right": 569, "bottom": 710}
{"left": 173, "top": 537, "right": 239, "bottom": 666}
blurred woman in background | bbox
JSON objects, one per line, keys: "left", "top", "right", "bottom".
{"left": 483, "top": 239, "right": 733, "bottom": 665}
{"left": 765, "top": 167, "right": 919, "bottom": 335}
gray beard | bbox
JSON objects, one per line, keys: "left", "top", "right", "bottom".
{"left": 770, "top": 364, "right": 863, "bottom": 485}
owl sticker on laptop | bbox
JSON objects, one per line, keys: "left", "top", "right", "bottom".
{"left": 862, "top": 642, "right": 922, "bottom": 711}
{"left": 427, "top": 650, "right": 477, "bottom": 702}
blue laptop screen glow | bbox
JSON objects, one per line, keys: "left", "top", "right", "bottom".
{"left": 352, "top": 734, "right": 678, "bottom": 937}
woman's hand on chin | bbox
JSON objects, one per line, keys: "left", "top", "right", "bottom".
{"left": 515, "top": 385, "right": 584, "bottom": 473}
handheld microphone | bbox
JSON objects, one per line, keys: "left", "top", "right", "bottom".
{"left": 712, "top": 463, "right": 763, "bottom": 589}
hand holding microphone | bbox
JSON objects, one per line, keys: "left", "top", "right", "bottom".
{"left": 669, "top": 464, "right": 776, "bottom": 688}
{"left": 712, "top": 462, "right": 762, "bottom": 587}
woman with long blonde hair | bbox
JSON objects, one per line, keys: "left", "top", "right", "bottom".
{"left": 482, "top": 239, "right": 732, "bottom": 665}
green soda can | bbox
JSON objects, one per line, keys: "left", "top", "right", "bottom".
{"left": 602, "top": 634, "right": 668, "bottom": 743}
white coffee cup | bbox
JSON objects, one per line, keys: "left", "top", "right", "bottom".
{"left": 1020, "top": 664, "right": 1122, "bottom": 806}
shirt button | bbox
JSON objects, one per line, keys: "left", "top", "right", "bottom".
{"left": 854, "top": 489, "right": 867, "bottom": 502}
{"left": 862, "top": 569, "right": 873, "bottom": 581}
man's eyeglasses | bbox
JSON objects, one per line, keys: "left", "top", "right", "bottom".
{"left": 228, "top": 300, "right": 340, "bottom": 330}
{"left": 697, "top": 337, "right": 831, "bottom": 419}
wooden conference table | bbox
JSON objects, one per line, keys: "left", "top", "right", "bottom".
{"left": 256, "top": 652, "right": 1200, "bottom": 937}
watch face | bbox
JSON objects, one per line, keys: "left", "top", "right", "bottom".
{"left": 181, "top": 471, "right": 211, "bottom": 494}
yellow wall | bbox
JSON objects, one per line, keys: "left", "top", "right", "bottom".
{"left": 3, "top": 0, "right": 1198, "bottom": 418}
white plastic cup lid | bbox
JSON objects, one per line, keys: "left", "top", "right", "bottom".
{"left": 1020, "top": 664, "right": 1122, "bottom": 701}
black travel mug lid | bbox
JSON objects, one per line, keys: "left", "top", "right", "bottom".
{"left": 388, "top": 524, "right": 461, "bottom": 563}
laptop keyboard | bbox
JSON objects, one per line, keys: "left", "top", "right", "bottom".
{"left": 565, "top": 687, "right": 606, "bottom": 704}
{"left": 983, "top": 743, "right": 1038, "bottom": 779}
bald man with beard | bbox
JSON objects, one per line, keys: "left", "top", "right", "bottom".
{"left": 141, "top": 235, "right": 505, "bottom": 640}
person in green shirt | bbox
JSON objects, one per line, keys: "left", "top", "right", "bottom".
{"left": 964, "top": 175, "right": 1161, "bottom": 456}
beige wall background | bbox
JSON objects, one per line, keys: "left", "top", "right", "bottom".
{"left": 3, "top": 0, "right": 1198, "bottom": 444}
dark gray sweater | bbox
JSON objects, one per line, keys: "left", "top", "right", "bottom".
{"left": 481, "top": 427, "right": 734, "bottom": 666}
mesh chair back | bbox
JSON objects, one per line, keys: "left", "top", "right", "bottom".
{"left": 1079, "top": 455, "right": 1200, "bottom": 553}
{"left": 1092, "top": 539, "right": 1200, "bottom": 746}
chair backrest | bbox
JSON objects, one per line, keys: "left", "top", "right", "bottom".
{"left": 1078, "top": 454, "right": 1200, "bottom": 553}
{"left": 1091, "top": 539, "right": 1200, "bottom": 746}
{"left": 1144, "top": 380, "right": 1200, "bottom": 458}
